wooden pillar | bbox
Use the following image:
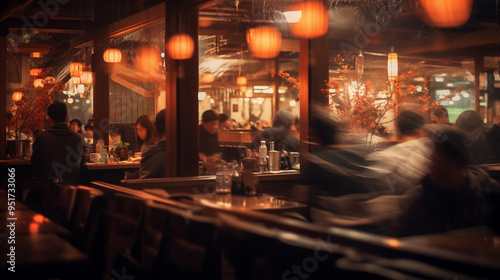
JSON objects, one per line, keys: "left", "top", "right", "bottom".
{"left": 0, "top": 29, "right": 6, "bottom": 159}
{"left": 299, "top": 35, "right": 329, "bottom": 166}
{"left": 165, "top": 2, "right": 199, "bottom": 177}
{"left": 93, "top": 40, "right": 110, "bottom": 146}
{"left": 474, "top": 55, "right": 483, "bottom": 116}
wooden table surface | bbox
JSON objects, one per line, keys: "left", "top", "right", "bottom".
{"left": 84, "top": 162, "right": 140, "bottom": 170}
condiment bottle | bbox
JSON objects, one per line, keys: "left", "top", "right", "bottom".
{"left": 268, "top": 141, "right": 280, "bottom": 171}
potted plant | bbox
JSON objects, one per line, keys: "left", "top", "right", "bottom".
{"left": 114, "top": 141, "right": 130, "bottom": 161}
{"left": 7, "top": 71, "right": 64, "bottom": 158}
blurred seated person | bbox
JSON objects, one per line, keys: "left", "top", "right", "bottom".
{"left": 84, "top": 124, "right": 93, "bottom": 145}
{"left": 199, "top": 110, "right": 221, "bottom": 171}
{"left": 140, "top": 109, "right": 166, "bottom": 179}
{"left": 219, "top": 113, "right": 232, "bottom": 130}
{"left": 251, "top": 110, "right": 300, "bottom": 153}
{"left": 455, "top": 110, "right": 500, "bottom": 164}
{"left": 69, "top": 119, "right": 83, "bottom": 134}
{"left": 430, "top": 105, "right": 450, "bottom": 124}
{"left": 366, "top": 110, "right": 433, "bottom": 194}
{"left": 135, "top": 115, "right": 156, "bottom": 154}
{"left": 390, "top": 125, "right": 500, "bottom": 236}
{"left": 31, "top": 101, "right": 85, "bottom": 184}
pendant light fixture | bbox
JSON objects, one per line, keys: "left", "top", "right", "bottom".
{"left": 419, "top": 0, "right": 473, "bottom": 28}
{"left": 167, "top": 34, "right": 195, "bottom": 60}
{"left": 285, "top": 1, "right": 329, "bottom": 39}
{"left": 387, "top": 47, "right": 398, "bottom": 83}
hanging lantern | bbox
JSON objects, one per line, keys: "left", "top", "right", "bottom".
{"left": 45, "top": 76, "right": 55, "bottom": 84}
{"left": 236, "top": 76, "right": 247, "bottom": 86}
{"left": 246, "top": 26, "right": 282, "bottom": 59}
{"left": 201, "top": 72, "right": 215, "bottom": 83}
{"left": 356, "top": 51, "right": 364, "bottom": 79}
{"left": 30, "top": 68, "right": 42, "bottom": 76}
{"left": 30, "top": 52, "right": 42, "bottom": 58}
{"left": 286, "top": 1, "right": 329, "bottom": 39}
{"left": 419, "top": 0, "right": 473, "bottom": 28}
{"left": 80, "top": 71, "right": 93, "bottom": 84}
{"left": 167, "top": 34, "right": 194, "bottom": 60}
{"left": 12, "top": 90, "right": 23, "bottom": 102}
{"left": 33, "top": 78, "right": 44, "bottom": 88}
{"left": 103, "top": 48, "right": 122, "bottom": 63}
{"left": 387, "top": 51, "right": 398, "bottom": 83}
{"left": 135, "top": 45, "right": 161, "bottom": 73}
{"left": 70, "top": 62, "right": 82, "bottom": 77}
{"left": 72, "top": 77, "right": 81, "bottom": 85}
{"left": 77, "top": 84, "right": 85, "bottom": 94}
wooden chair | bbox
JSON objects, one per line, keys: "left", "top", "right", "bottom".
{"left": 43, "top": 183, "right": 79, "bottom": 228}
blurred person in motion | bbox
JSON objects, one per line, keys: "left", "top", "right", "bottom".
{"left": 455, "top": 110, "right": 500, "bottom": 164}
{"left": 391, "top": 125, "right": 500, "bottom": 236}
{"left": 251, "top": 109, "right": 300, "bottom": 153}
{"left": 140, "top": 109, "right": 166, "bottom": 179}
{"left": 69, "top": 118, "right": 83, "bottom": 134}
{"left": 219, "top": 113, "right": 232, "bottom": 130}
{"left": 199, "top": 110, "right": 222, "bottom": 172}
{"left": 31, "top": 101, "right": 85, "bottom": 184}
{"left": 135, "top": 115, "right": 156, "bottom": 154}
{"left": 430, "top": 105, "right": 450, "bottom": 124}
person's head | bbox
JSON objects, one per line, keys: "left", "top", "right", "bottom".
{"left": 155, "top": 109, "right": 166, "bottom": 139}
{"left": 84, "top": 125, "right": 94, "bottom": 138}
{"left": 47, "top": 101, "right": 68, "bottom": 126}
{"left": 219, "top": 113, "right": 231, "bottom": 129}
{"left": 396, "top": 110, "right": 425, "bottom": 139}
{"left": 70, "top": 119, "right": 82, "bottom": 133}
{"left": 455, "top": 110, "right": 483, "bottom": 134}
{"left": 87, "top": 119, "right": 94, "bottom": 127}
{"left": 272, "top": 110, "right": 294, "bottom": 130}
{"left": 201, "top": 110, "right": 219, "bottom": 134}
{"left": 430, "top": 105, "right": 449, "bottom": 124}
{"left": 136, "top": 115, "right": 155, "bottom": 142}
{"left": 425, "top": 124, "right": 470, "bottom": 192}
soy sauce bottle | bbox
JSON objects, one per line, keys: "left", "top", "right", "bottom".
{"left": 230, "top": 161, "right": 243, "bottom": 195}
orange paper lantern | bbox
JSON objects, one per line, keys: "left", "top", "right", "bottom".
{"left": 33, "top": 78, "right": 44, "bottom": 88}
{"left": 387, "top": 52, "right": 398, "bottom": 83}
{"left": 30, "top": 68, "right": 42, "bottom": 76}
{"left": 246, "top": 26, "right": 282, "bottom": 59}
{"left": 201, "top": 72, "right": 215, "bottom": 83}
{"left": 420, "top": 0, "right": 473, "bottom": 28}
{"left": 103, "top": 48, "right": 122, "bottom": 63}
{"left": 72, "top": 77, "right": 81, "bottom": 85}
{"left": 30, "top": 52, "right": 42, "bottom": 58}
{"left": 167, "top": 34, "right": 194, "bottom": 60}
{"left": 80, "top": 71, "right": 93, "bottom": 84}
{"left": 70, "top": 62, "right": 82, "bottom": 77}
{"left": 287, "top": 1, "right": 329, "bottom": 39}
{"left": 12, "top": 90, "right": 23, "bottom": 102}
{"left": 135, "top": 45, "right": 161, "bottom": 73}
{"left": 236, "top": 76, "right": 247, "bottom": 86}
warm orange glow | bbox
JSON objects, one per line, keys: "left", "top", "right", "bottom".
{"left": 33, "top": 214, "right": 44, "bottom": 223}
{"left": 385, "top": 238, "right": 401, "bottom": 247}
{"left": 103, "top": 48, "right": 122, "bottom": 63}
{"left": 167, "top": 34, "right": 194, "bottom": 60}
{"left": 30, "top": 52, "right": 42, "bottom": 58}
{"left": 246, "top": 26, "right": 282, "bottom": 59}
{"left": 135, "top": 45, "right": 161, "bottom": 73}
{"left": 77, "top": 84, "right": 85, "bottom": 94}
{"left": 29, "top": 223, "right": 40, "bottom": 234}
{"left": 287, "top": 1, "right": 329, "bottom": 39}
{"left": 387, "top": 52, "right": 398, "bottom": 83}
{"left": 80, "top": 71, "right": 93, "bottom": 84}
{"left": 236, "top": 75, "right": 247, "bottom": 86}
{"left": 420, "top": 0, "right": 473, "bottom": 28}
{"left": 72, "top": 77, "right": 81, "bottom": 84}
{"left": 12, "top": 90, "right": 23, "bottom": 102}
{"left": 201, "top": 72, "right": 215, "bottom": 83}
{"left": 44, "top": 76, "right": 55, "bottom": 84}
{"left": 70, "top": 62, "right": 82, "bottom": 77}
{"left": 199, "top": 19, "right": 213, "bottom": 28}
{"left": 29, "top": 68, "right": 42, "bottom": 76}
{"left": 33, "top": 78, "right": 44, "bottom": 88}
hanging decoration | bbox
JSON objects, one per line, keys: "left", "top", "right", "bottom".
{"left": 33, "top": 78, "right": 44, "bottom": 88}
{"left": 135, "top": 45, "right": 161, "bottom": 73}
{"left": 80, "top": 71, "right": 93, "bottom": 84}
{"left": 70, "top": 62, "right": 82, "bottom": 77}
{"left": 103, "top": 48, "right": 122, "bottom": 63}
{"left": 77, "top": 84, "right": 85, "bottom": 95}
{"left": 387, "top": 49, "right": 398, "bottom": 83}
{"left": 201, "top": 72, "right": 215, "bottom": 83}
{"left": 12, "top": 90, "right": 23, "bottom": 102}
{"left": 30, "top": 52, "right": 42, "bottom": 58}
{"left": 246, "top": 26, "right": 282, "bottom": 59}
{"left": 286, "top": 1, "right": 329, "bottom": 39}
{"left": 30, "top": 68, "right": 42, "bottom": 76}
{"left": 419, "top": 0, "right": 473, "bottom": 28}
{"left": 236, "top": 76, "right": 247, "bottom": 86}
{"left": 356, "top": 51, "right": 364, "bottom": 79}
{"left": 167, "top": 34, "right": 194, "bottom": 60}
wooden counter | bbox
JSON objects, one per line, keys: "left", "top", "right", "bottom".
{"left": 218, "top": 130, "right": 259, "bottom": 145}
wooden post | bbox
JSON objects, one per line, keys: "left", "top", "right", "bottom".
{"left": 93, "top": 40, "right": 110, "bottom": 146}
{"left": 474, "top": 55, "right": 484, "bottom": 116}
{"left": 165, "top": 2, "right": 199, "bottom": 177}
{"left": 0, "top": 29, "right": 6, "bottom": 159}
{"left": 299, "top": 35, "right": 329, "bottom": 167}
